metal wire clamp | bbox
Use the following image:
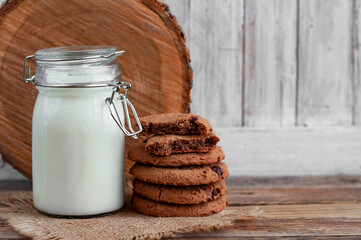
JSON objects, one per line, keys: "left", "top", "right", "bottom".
{"left": 105, "top": 81, "right": 142, "bottom": 139}
{"left": 23, "top": 55, "right": 35, "bottom": 84}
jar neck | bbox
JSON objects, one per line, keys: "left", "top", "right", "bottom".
{"left": 36, "top": 86, "right": 115, "bottom": 97}
{"left": 35, "top": 61, "right": 121, "bottom": 87}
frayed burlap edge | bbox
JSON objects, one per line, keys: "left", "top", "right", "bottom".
{"left": 0, "top": 191, "right": 263, "bottom": 240}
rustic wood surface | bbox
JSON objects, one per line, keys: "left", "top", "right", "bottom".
{"left": 164, "top": 0, "right": 361, "bottom": 127}
{"left": 298, "top": 0, "right": 353, "bottom": 126}
{"left": 188, "top": 0, "right": 244, "bottom": 127}
{"left": 244, "top": 0, "right": 297, "bottom": 127}
{"left": 0, "top": 0, "right": 192, "bottom": 179}
{"left": 1, "top": 176, "right": 361, "bottom": 239}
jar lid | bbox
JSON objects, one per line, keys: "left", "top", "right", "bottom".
{"left": 23, "top": 46, "right": 124, "bottom": 87}
{"left": 35, "top": 46, "right": 123, "bottom": 64}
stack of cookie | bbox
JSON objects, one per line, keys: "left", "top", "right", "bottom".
{"left": 129, "top": 113, "right": 229, "bottom": 217}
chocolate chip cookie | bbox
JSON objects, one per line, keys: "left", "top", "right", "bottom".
{"left": 130, "top": 162, "right": 229, "bottom": 186}
{"left": 145, "top": 133, "right": 220, "bottom": 156}
{"left": 140, "top": 113, "right": 213, "bottom": 136}
{"left": 132, "top": 193, "right": 228, "bottom": 217}
{"left": 133, "top": 179, "right": 227, "bottom": 204}
{"left": 128, "top": 143, "right": 225, "bottom": 166}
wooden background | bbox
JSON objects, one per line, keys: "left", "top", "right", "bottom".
{"left": 168, "top": 0, "right": 361, "bottom": 127}
{"left": 1, "top": 0, "right": 361, "bottom": 179}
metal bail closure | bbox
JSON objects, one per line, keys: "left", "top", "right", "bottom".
{"left": 105, "top": 81, "right": 143, "bottom": 139}
{"left": 23, "top": 55, "right": 35, "bottom": 84}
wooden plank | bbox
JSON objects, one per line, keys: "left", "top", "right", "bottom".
{"left": 226, "top": 175, "right": 361, "bottom": 187}
{"left": 164, "top": 0, "right": 190, "bottom": 39}
{"left": 229, "top": 203, "right": 361, "bottom": 219}
{"left": 354, "top": 0, "right": 361, "bottom": 124}
{"left": 0, "top": 180, "right": 31, "bottom": 190}
{"left": 215, "top": 127, "right": 361, "bottom": 176}
{"left": 174, "top": 219, "right": 361, "bottom": 238}
{"left": 0, "top": 219, "right": 28, "bottom": 240}
{"left": 170, "top": 237, "right": 361, "bottom": 240}
{"left": 189, "top": 0, "right": 244, "bottom": 127}
{"left": 244, "top": 0, "right": 297, "bottom": 126}
{"left": 227, "top": 185, "right": 361, "bottom": 206}
{"left": 298, "top": 0, "right": 353, "bottom": 126}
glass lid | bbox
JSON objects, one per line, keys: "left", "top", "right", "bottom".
{"left": 35, "top": 46, "right": 122, "bottom": 63}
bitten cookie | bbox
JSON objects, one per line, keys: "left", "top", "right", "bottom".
{"left": 145, "top": 133, "right": 220, "bottom": 156}
{"left": 133, "top": 179, "right": 227, "bottom": 204}
{"left": 140, "top": 113, "right": 213, "bottom": 136}
{"left": 128, "top": 143, "right": 225, "bottom": 166}
{"left": 130, "top": 162, "right": 229, "bottom": 186}
{"left": 132, "top": 193, "right": 228, "bottom": 217}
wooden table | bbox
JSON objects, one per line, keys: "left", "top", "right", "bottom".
{"left": 1, "top": 176, "right": 361, "bottom": 239}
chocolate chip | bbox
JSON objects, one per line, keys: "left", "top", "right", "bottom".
{"left": 212, "top": 189, "right": 220, "bottom": 198}
{"left": 190, "top": 116, "right": 198, "bottom": 122}
{"left": 210, "top": 165, "right": 223, "bottom": 177}
{"left": 203, "top": 187, "right": 212, "bottom": 196}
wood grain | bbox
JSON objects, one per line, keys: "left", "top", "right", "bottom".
{"left": 227, "top": 185, "right": 361, "bottom": 205}
{"left": 0, "top": 0, "right": 192, "bottom": 178}
{"left": 175, "top": 219, "right": 361, "bottom": 239}
{"left": 167, "top": 0, "right": 361, "bottom": 128}
{"left": 243, "top": 0, "right": 297, "bottom": 126}
{"left": 297, "top": 0, "right": 353, "bottom": 126}
{"left": 226, "top": 175, "right": 361, "bottom": 187}
{"left": 0, "top": 220, "right": 28, "bottom": 240}
{"left": 188, "top": 0, "right": 244, "bottom": 127}
{"left": 2, "top": 176, "right": 361, "bottom": 239}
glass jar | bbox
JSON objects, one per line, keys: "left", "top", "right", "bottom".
{"left": 23, "top": 46, "right": 142, "bottom": 216}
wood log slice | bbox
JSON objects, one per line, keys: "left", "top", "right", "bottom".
{"left": 0, "top": 0, "right": 192, "bottom": 179}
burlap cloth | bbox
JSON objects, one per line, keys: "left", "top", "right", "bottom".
{"left": 0, "top": 186, "right": 261, "bottom": 240}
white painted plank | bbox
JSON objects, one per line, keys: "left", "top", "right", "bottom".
{"left": 215, "top": 127, "right": 361, "bottom": 177}
{"left": 354, "top": 0, "right": 361, "bottom": 125}
{"left": 164, "top": 0, "right": 190, "bottom": 39}
{"left": 0, "top": 162, "right": 27, "bottom": 180}
{"left": 244, "top": 0, "right": 297, "bottom": 127}
{"left": 298, "top": 0, "right": 353, "bottom": 126}
{"left": 189, "top": 0, "right": 244, "bottom": 127}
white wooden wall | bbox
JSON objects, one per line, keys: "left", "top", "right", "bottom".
{"left": 166, "top": 0, "right": 361, "bottom": 127}
{"left": 1, "top": 0, "right": 361, "bottom": 179}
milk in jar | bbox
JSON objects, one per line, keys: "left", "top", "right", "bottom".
{"left": 23, "top": 46, "right": 142, "bottom": 216}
